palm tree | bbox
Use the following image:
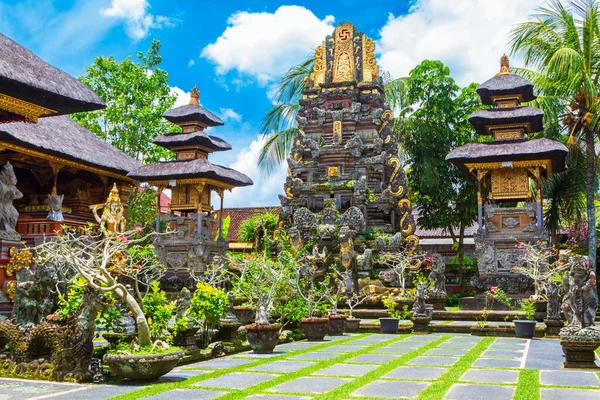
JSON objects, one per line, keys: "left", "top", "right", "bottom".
{"left": 510, "top": 0, "right": 600, "bottom": 270}
{"left": 258, "top": 57, "right": 314, "bottom": 175}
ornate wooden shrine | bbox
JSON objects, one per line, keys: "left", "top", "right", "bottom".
{"left": 446, "top": 55, "right": 568, "bottom": 295}
{"left": 0, "top": 34, "right": 141, "bottom": 307}
{"left": 280, "top": 22, "right": 418, "bottom": 284}
{"left": 128, "top": 88, "right": 252, "bottom": 283}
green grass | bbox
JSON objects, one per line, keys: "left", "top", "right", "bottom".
{"left": 514, "top": 369, "right": 540, "bottom": 400}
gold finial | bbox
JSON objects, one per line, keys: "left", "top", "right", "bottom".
{"left": 107, "top": 183, "right": 121, "bottom": 204}
{"left": 190, "top": 86, "right": 200, "bottom": 105}
{"left": 499, "top": 54, "right": 510, "bottom": 75}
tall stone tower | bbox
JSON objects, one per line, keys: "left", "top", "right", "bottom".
{"left": 280, "top": 22, "right": 418, "bottom": 282}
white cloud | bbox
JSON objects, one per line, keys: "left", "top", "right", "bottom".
{"left": 219, "top": 108, "right": 242, "bottom": 123}
{"left": 170, "top": 86, "right": 190, "bottom": 107}
{"left": 201, "top": 5, "right": 334, "bottom": 85}
{"left": 377, "top": 0, "right": 544, "bottom": 85}
{"left": 188, "top": 59, "right": 195, "bottom": 67}
{"left": 100, "top": 0, "right": 174, "bottom": 40}
{"left": 221, "top": 136, "right": 287, "bottom": 207}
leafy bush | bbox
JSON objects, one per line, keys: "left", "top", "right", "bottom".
{"left": 383, "top": 295, "right": 409, "bottom": 319}
{"left": 142, "top": 282, "right": 174, "bottom": 340}
{"left": 446, "top": 292, "right": 471, "bottom": 307}
{"left": 238, "top": 210, "right": 279, "bottom": 249}
{"left": 522, "top": 300, "right": 537, "bottom": 321}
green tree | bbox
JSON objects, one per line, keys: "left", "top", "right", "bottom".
{"left": 72, "top": 40, "right": 176, "bottom": 163}
{"left": 510, "top": 0, "right": 600, "bottom": 270}
{"left": 394, "top": 60, "right": 482, "bottom": 278}
{"left": 238, "top": 210, "right": 280, "bottom": 251}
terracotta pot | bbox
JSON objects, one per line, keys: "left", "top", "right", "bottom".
{"left": 345, "top": 318, "right": 361, "bottom": 333}
{"left": 301, "top": 318, "right": 329, "bottom": 341}
{"left": 104, "top": 349, "right": 183, "bottom": 381}
{"left": 328, "top": 314, "right": 347, "bottom": 336}
{"left": 246, "top": 323, "right": 281, "bottom": 353}
{"left": 233, "top": 306, "right": 256, "bottom": 325}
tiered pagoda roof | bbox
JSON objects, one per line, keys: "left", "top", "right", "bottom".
{"left": 128, "top": 88, "right": 252, "bottom": 189}
{"left": 0, "top": 34, "right": 105, "bottom": 122}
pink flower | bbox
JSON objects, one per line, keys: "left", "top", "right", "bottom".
{"left": 136, "top": 263, "right": 142, "bottom": 270}
{"left": 118, "top": 235, "right": 129, "bottom": 243}
{"left": 135, "top": 226, "right": 143, "bottom": 233}
{"left": 229, "top": 262, "right": 236, "bottom": 268}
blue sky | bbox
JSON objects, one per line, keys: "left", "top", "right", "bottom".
{"left": 0, "top": 0, "right": 545, "bottom": 207}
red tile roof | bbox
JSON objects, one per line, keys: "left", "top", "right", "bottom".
{"left": 220, "top": 206, "right": 281, "bottom": 241}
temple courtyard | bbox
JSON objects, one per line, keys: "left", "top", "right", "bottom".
{"left": 1, "top": 333, "right": 599, "bottom": 400}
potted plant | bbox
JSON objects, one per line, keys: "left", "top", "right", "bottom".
{"left": 471, "top": 286, "right": 513, "bottom": 336}
{"left": 296, "top": 266, "right": 331, "bottom": 341}
{"left": 228, "top": 253, "right": 292, "bottom": 353}
{"left": 345, "top": 289, "right": 373, "bottom": 333}
{"left": 514, "top": 300, "right": 537, "bottom": 338}
{"left": 186, "top": 282, "right": 229, "bottom": 349}
{"left": 323, "top": 272, "right": 347, "bottom": 335}
{"left": 381, "top": 295, "right": 405, "bottom": 334}
{"left": 36, "top": 226, "right": 183, "bottom": 381}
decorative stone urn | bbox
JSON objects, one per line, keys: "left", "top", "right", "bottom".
{"left": 559, "top": 257, "right": 600, "bottom": 368}
{"left": 301, "top": 318, "right": 329, "bottom": 341}
{"left": 233, "top": 306, "right": 256, "bottom": 325}
{"left": 104, "top": 349, "right": 184, "bottom": 381}
{"left": 345, "top": 318, "right": 361, "bottom": 333}
{"left": 328, "top": 314, "right": 346, "bottom": 336}
{"left": 246, "top": 323, "right": 280, "bottom": 354}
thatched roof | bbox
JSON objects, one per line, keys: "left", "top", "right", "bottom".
{"left": 128, "top": 158, "right": 253, "bottom": 187}
{"left": 446, "top": 138, "right": 568, "bottom": 174}
{"left": 0, "top": 115, "right": 141, "bottom": 176}
{"left": 153, "top": 131, "right": 231, "bottom": 152}
{"left": 469, "top": 107, "right": 544, "bottom": 135}
{"left": 163, "top": 104, "right": 224, "bottom": 127}
{"left": 477, "top": 73, "right": 536, "bottom": 105}
{"left": 0, "top": 34, "right": 105, "bottom": 115}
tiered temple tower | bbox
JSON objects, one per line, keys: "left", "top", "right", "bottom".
{"left": 280, "top": 22, "right": 418, "bottom": 283}
{"left": 129, "top": 88, "right": 252, "bottom": 284}
{"left": 446, "top": 56, "right": 568, "bottom": 296}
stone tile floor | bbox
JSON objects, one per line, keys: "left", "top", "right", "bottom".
{"left": 2, "top": 333, "right": 600, "bottom": 399}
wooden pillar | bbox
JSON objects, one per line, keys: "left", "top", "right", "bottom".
{"left": 155, "top": 184, "right": 165, "bottom": 233}
{"left": 536, "top": 168, "right": 543, "bottom": 231}
{"left": 218, "top": 189, "right": 224, "bottom": 241}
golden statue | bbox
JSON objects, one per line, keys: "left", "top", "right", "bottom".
{"left": 90, "top": 183, "right": 126, "bottom": 236}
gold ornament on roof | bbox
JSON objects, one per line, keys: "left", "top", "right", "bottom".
{"left": 90, "top": 183, "right": 126, "bottom": 237}
{"left": 190, "top": 86, "right": 200, "bottom": 105}
{"left": 499, "top": 54, "right": 511, "bottom": 75}
{"left": 0, "top": 93, "right": 55, "bottom": 123}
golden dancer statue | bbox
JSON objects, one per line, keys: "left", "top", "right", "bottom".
{"left": 90, "top": 183, "right": 126, "bottom": 237}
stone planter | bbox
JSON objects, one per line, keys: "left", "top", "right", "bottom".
{"left": 246, "top": 323, "right": 280, "bottom": 354}
{"left": 301, "top": 318, "right": 329, "bottom": 341}
{"left": 514, "top": 320, "right": 536, "bottom": 339}
{"left": 215, "top": 320, "right": 242, "bottom": 343}
{"left": 470, "top": 325, "right": 515, "bottom": 337}
{"left": 168, "top": 327, "right": 199, "bottom": 351}
{"left": 411, "top": 315, "right": 431, "bottom": 334}
{"left": 328, "top": 315, "right": 346, "bottom": 336}
{"left": 104, "top": 349, "right": 184, "bottom": 381}
{"left": 379, "top": 317, "right": 399, "bottom": 334}
{"left": 544, "top": 319, "right": 564, "bottom": 338}
{"left": 560, "top": 340, "right": 600, "bottom": 368}
{"left": 345, "top": 318, "right": 361, "bottom": 333}
{"left": 233, "top": 306, "right": 255, "bottom": 325}
{"left": 102, "top": 333, "right": 137, "bottom": 347}
{"left": 427, "top": 296, "right": 446, "bottom": 310}
{"left": 533, "top": 299, "right": 547, "bottom": 312}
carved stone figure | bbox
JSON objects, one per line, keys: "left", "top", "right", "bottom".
{"left": 0, "top": 162, "right": 23, "bottom": 240}
{"left": 560, "top": 257, "right": 599, "bottom": 339}
{"left": 113, "top": 300, "right": 136, "bottom": 334}
{"left": 428, "top": 254, "right": 446, "bottom": 297}
{"left": 353, "top": 175, "right": 368, "bottom": 197}
{"left": 413, "top": 282, "right": 427, "bottom": 316}
{"left": 339, "top": 227, "right": 354, "bottom": 271}
{"left": 47, "top": 193, "right": 64, "bottom": 222}
{"left": 90, "top": 183, "right": 126, "bottom": 237}
{"left": 175, "top": 287, "right": 192, "bottom": 321}
{"left": 340, "top": 207, "right": 365, "bottom": 234}
{"left": 14, "top": 267, "right": 37, "bottom": 326}
{"left": 356, "top": 248, "right": 373, "bottom": 271}
{"left": 546, "top": 281, "right": 561, "bottom": 321}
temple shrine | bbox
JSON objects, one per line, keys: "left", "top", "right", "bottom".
{"left": 280, "top": 22, "right": 418, "bottom": 284}
{"left": 446, "top": 55, "right": 568, "bottom": 296}
{"left": 128, "top": 88, "right": 252, "bottom": 284}
{"left": 0, "top": 34, "right": 141, "bottom": 307}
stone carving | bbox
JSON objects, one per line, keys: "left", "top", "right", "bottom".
{"left": 12, "top": 263, "right": 59, "bottom": 326}
{"left": 413, "top": 282, "right": 427, "bottom": 316}
{"left": 90, "top": 183, "right": 126, "bottom": 237}
{"left": 356, "top": 248, "right": 372, "bottom": 271}
{"left": 293, "top": 207, "right": 318, "bottom": 231}
{"left": 353, "top": 175, "right": 368, "bottom": 197}
{"left": 175, "top": 287, "right": 192, "bottom": 321}
{"left": 344, "top": 134, "right": 363, "bottom": 157}
{"left": 0, "top": 162, "right": 23, "bottom": 240}
{"left": 503, "top": 217, "right": 520, "bottom": 228}
{"left": 339, "top": 227, "right": 354, "bottom": 270}
{"left": 113, "top": 301, "right": 136, "bottom": 334}
{"left": 47, "top": 193, "right": 64, "bottom": 222}
{"left": 340, "top": 207, "right": 365, "bottom": 234}
{"left": 559, "top": 256, "right": 600, "bottom": 340}
{"left": 546, "top": 281, "right": 561, "bottom": 321}
{"left": 428, "top": 253, "right": 446, "bottom": 297}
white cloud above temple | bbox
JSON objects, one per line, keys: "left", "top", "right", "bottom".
{"left": 377, "top": 0, "right": 543, "bottom": 86}
{"left": 201, "top": 6, "right": 335, "bottom": 85}
{"left": 100, "top": 0, "right": 174, "bottom": 40}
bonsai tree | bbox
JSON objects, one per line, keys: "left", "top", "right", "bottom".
{"left": 511, "top": 241, "right": 570, "bottom": 300}
{"left": 378, "top": 247, "right": 424, "bottom": 298}
{"left": 295, "top": 270, "right": 331, "bottom": 319}
{"left": 35, "top": 225, "right": 165, "bottom": 347}
{"left": 346, "top": 288, "right": 373, "bottom": 319}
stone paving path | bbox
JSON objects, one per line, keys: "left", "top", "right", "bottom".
{"left": 1, "top": 333, "right": 600, "bottom": 399}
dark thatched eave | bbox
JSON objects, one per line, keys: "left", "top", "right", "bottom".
{"left": 0, "top": 115, "right": 142, "bottom": 176}
{"left": 477, "top": 74, "right": 536, "bottom": 105}
{"left": 128, "top": 158, "right": 253, "bottom": 187}
{"left": 163, "top": 104, "right": 224, "bottom": 127}
{"left": 0, "top": 34, "right": 105, "bottom": 115}
{"left": 153, "top": 131, "right": 231, "bottom": 152}
{"left": 446, "top": 138, "right": 568, "bottom": 174}
{"left": 469, "top": 106, "right": 544, "bottom": 135}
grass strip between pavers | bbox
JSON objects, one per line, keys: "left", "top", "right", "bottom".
{"left": 514, "top": 369, "right": 540, "bottom": 400}
{"left": 213, "top": 334, "right": 413, "bottom": 400}
{"left": 312, "top": 336, "right": 451, "bottom": 400}
{"left": 106, "top": 333, "right": 370, "bottom": 400}
{"left": 415, "top": 336, "right": 495, "bottom": 400}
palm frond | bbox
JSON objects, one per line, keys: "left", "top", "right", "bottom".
{"left": 257, "top": 128, "right": 299, "bottom": 176}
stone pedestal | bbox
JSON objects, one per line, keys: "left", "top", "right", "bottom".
{"left": 427, "top": 296, "right": 446, "bottom": 310}
{"left": 544, "top": 319, "right": 564, "bottom": 338}
{"left": 411, "top": 315, "right": 431, "bottom": 334}
{"left": 169, "top": 327, "right": 200, "bottom": 352}
{"left": 215, "top": 320, "right": 242, "bottom": 344}
{"left": 560, "top": 340, "right": 600, "bottom": 368}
